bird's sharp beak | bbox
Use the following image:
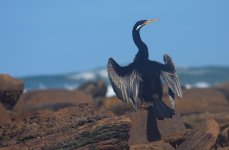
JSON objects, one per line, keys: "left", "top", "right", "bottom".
{"left": 144, "top": 18, "right": 160, "bottom": 25}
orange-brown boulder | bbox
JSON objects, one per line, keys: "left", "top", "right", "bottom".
{"left": 215, "top": 82, "right": 229, "bottom": 101}
{"left": 0, "top": 74, "right": 24, "bottom": 110}
{"left": 0, "top": 104, "right": 11, "bottom": 125}
{"left": 126, "top": 108, "right": 186, "bottom": 145}
{"left": 182, "top": 111, "right": 229, "bottom": 128}
{"left": 100, "top": 96, "right": 134, "bottom": 115}
{"left": 78, "top": 80, "right": 107, "bottom": 98}
{"left": 164, "top": 88, "right": 229, "bottom": 115}
{"left": 216, "top": 126, "right": 229, "bottom": 148}
{"left": 103, "top": 87, "right": 229, "bottom": 117}
{"left": 13, "top": 89, "right": 93, "bottom": 113}
{"left": 0, "top": 104, "right": 131, "bottom": 150}
{"left": 177, "top": 119, "right": 220, "bottom": 150}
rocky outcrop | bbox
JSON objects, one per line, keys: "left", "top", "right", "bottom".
{"left": 215, "top": 82, "right": 229, "bottom": 101}
{"left": 2, "top": 73, "right": 229, "bottom": 149}
{"left": 78, "top": 80, "right": 107, "bottom": 98}
{"left": 13, "top": 89, "right": 93, "bottom": 113}
{"left": 126, "top": 108, "right": 186, "bottom": 145}
{"left": 0, "top": 104, "right": 11, "bottom": 125}
{"left": 182, "top": 111, "right": 229, "bottom": 128}
{"left": 100, "top": 96, "right": 133, "bottom": 115}
{"left": 0, "top": 74, "right": 24, "bottom": 110}
{"left": 102, "top": 88, "right": 229, "bottom": 117}
{"left": 216, "top": 126, "right": 229, "bottom": 148}
{"left": 0, "top": 104, "right": 131, "bottom": 149}
{"left": 177, "top": 119, "right": 220, "bottom": 150}
{"left": 163, "top": 88, "right": 229, "bottom": 115}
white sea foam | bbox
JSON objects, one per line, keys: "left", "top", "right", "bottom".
{"left": 97, "top": 69, "right": 108, "bottom": 78}
{"left": 64, "top": 84, "right": 79, "bottom": 91}
{"left": 68, "top": 72, "right": 96, "bottom": 80}
{"left": 195, "top": 81, "right": 210, "bottom": 88}
{"left": 23, "top": 88, "right": 28, "bottom": 93}
{"left": 106, "top": 85, "right": 115, "bottom": 97}
{"left": 185, "top": 84, "right": 192, "bottom": 89}
{"left": 38, "top": 83, "right": 47, "bottom": 90}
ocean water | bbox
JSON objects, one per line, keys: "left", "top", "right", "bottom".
{"left": 19, "top": 66, "right": 229, "bottom": 96}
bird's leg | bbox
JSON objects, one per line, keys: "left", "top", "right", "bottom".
{"left": 140, "top": 101, "right": 150, "bottom": 110}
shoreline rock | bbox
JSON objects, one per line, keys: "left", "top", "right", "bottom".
{"left": 1, "top": 104, "right": 131, "bottom": 149}
{"left": 1, "top": 74, "right": 229, "bottom": 149}
{"left": 126, "top": 108, "right": 187, "bottom": 145}
{"left": 177, "top": 119, "right": 220, "bottom": 150}
{"left": 13, "top": 89, "right": 93, "bottom": 114}
{"left": 0, "top": 74, "right": 24, "bottom": 110}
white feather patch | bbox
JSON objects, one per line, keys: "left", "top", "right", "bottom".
{"left": 136, "top": 24, "right": 143, "bottom": 30}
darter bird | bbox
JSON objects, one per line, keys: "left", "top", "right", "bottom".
{"left": 107, "top": 19, "right": 182, "bottom": 119}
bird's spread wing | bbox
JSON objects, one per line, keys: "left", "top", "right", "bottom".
{"left": 107, "top": 58, "right": 142, "bottom": 110}
{"left": 161, "top": 54, "right": 182, "bottom": 109}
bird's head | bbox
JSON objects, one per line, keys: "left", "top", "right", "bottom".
{"left": 134, "top": 18, "right": 160, "bottom": 31}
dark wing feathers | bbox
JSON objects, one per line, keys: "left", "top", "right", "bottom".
{"left": 161, "top": 54, "right": 182, "bottom": 109}
{"left": 107, "top": 58, "right": 142, "bottom": 110}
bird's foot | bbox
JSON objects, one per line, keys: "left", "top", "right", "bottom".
{"left": 140, "top": 104, "right": 150, "bottom": 110}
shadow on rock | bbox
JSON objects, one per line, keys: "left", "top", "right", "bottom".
{"left": 147, "top": 106, "right": 161, "bottom": 141}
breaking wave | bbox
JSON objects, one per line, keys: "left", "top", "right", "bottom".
{"left": 19, "top": 66, "right": 229, "bottom": 94}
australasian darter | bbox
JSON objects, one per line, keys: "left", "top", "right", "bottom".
{"left": 107, "top": 19, "right": 182, "bottom": 119}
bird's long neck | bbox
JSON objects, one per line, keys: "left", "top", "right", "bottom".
{"left": 133, "top": 29, "right": 149, "bottom": 62}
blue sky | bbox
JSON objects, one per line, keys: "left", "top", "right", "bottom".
{"left": 1, "top": 1, "right": 229, "bottom": 77}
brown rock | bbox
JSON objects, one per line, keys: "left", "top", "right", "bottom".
{"left": 101, "top": 96, "right": 134, "bottom": 115}
{"left": 0, "top": 74, "right": 24, "bottom": 110}
{"left": 216, "top": 126, "right": 229, "bottom": 148}
{"left": 216, "top": 146, "right": 229, "bottom": 150}
{"left": 104, "top": 87, "right": 229, "bottom": 116}
{"left": 182, "top": 111, "right": 229, "bottom": 128}
{"left": 13, "top": 89, "right": 93, "bottom": 113}
{"left": 0, "top": 104, "right": 12, "bottom": 125}
{"left": 1, "top": 104, "right": 131, "bottom": 149}
{"left": 164, "top": 88, "right": 229, "bottom": 115}
{"left": 127, "top": 108, "right": 149, "bottom": 144}
{"left": 177, "top": 119, "right": 220, "bottom": 150}
{"left": 157, "top": 114, "right": 187, "bottom": 143}
{"left": 215, "top": 82, "right": 229, "bottom": 101}
{"left": 130, "top": 140, "right": 175, "bottom": 150}
{"left": 126, "top": 107, "right": 186, "bottom": 145}
{"left": 78, "top": 80, "right": 107, "bottom": 98}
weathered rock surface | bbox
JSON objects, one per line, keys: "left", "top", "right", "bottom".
{"left": 126, "top": 107, "right": 186, "bottom": 145}
{"left": 216, "top": 126, "right": 229, "bottom": 148}
{"left": 103, "top": 88, "right": 229, "bottom": 117}
{"left": 217, "top": 147, "right": 229, "bottom": 150}
{"left": 157, "top": 114, "right": 187, "bottom": 143}
{"left": 13, "top": 89, "right": 93, "bottom": 113}
{"left": 182, "top": 111, "right": 229, "bottom": 128}
{"left": 0, "top": 104, "right": 11, "bottom": 125}
{"left": 130, "top": 140, "right": 175, "bottom": 150}
{"left": 100, "top": 96, "right": 134, "bottom": 115}
{"left": 1, "top": 73, "right": 229, "bottom": 149}
{"left": 0, "top": 74, "right": 24, "bottom": 110}
{"left": 78, "top": 80, "right": 107, "bottom": 98}
{"left": 177, "top": 119, "right": 220, "bottom": 150}
{"left": 0, "top": 104, "right": 131, "bottom": 149}
{"left": 215, "top": 82, "right": 229, "bottom": 101}
{"left": 163, "top": 88, "right": 229, "bottom": 115}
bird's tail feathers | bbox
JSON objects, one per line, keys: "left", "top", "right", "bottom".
{"left": 152, "top": 100, "right": 175, "bottom": 120}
